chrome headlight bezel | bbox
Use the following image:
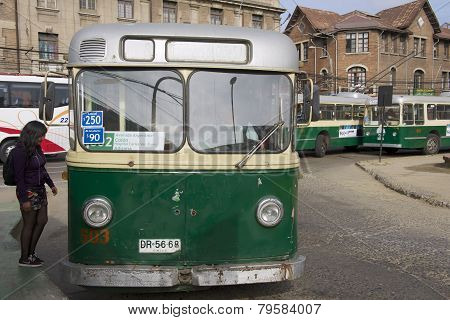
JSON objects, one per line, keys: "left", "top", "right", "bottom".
{"left": 82, "top": 197, "right": 113, "bottom": 228}
{"left": 256, "top": 197, "right": 284, "bottom": 227}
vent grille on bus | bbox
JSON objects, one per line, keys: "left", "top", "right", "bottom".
{"left": 79, "top": 38, "right": 106, "bottom": 62}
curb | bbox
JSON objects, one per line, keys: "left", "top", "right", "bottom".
{"left": 355, "top": 161, "right": 450, "bottom": 209}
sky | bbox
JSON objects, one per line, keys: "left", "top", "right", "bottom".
{"left": 279, "top": 0, "right": 450, "bottom": 30}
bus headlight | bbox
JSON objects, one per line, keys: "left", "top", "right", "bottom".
{"left": 256, "top": 197, "right": 284, "bottom": 227}
{"left": 82, "top": 198, "right": 113, "bottom": 228}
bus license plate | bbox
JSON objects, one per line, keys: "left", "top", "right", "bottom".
{"left": 139, "top": 239, "right": 181, "bottom": 253}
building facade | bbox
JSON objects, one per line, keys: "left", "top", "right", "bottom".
{"left": 285, "top": 0, "right": 450, "bottom": 95}
{"left": 0, "top": 0, "right": 284, "bottom": 75}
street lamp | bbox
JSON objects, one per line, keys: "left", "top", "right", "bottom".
{"left": 310, "top": 46, "right": 334, "bottom": 93}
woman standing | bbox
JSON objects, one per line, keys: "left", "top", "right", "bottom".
{"left": 13, "top": 121, "right": 57, "bottom": 267}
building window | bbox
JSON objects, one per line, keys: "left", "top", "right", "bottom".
{"left": 444, "top": 42, "right": 449, "bottom": 59}
{"left": 358, "top": 32, "right": 369, "bottom": 52}
{"left": 414, "top": 37, "right": 426, "bottom": 57}
{"left": 80, "top": 0, "right": 95, "bottom": 10}
{"left": 433, "top": 44, "right": 439, "bottom": 59}
{"left": 252, "top": 15, "right": 263, "bottom": 29}
{"left": 38, "top": 33, "right": 58, "bottom": 60}
{"left": 399, "top": 35, "right": 407, "bottom": 55}
{"left": 320, "top": 69, "right": 328, "bottom": 89}
{"left": 163, "top": 1, "right": 177, "bottom": 23}
{"left": 390, "top": 68, "right": 396, "bottom": 87}
{"left": 443, "top": 72, "right": 450, "bottom": 90}
{"left": 347, "top": 32, "right": 368, "bottom": 53}
{"left": 347, "top": 66, "right": 366, "bottom": 88}
{"left": 210, "top": 8, "right": 222, "bottom": 25}
{"left": 392, "top": 35, "right": 398, "bottom": 54}
{"left": 37, "top": 0, "right": 57, "bottom": 9}
{"left": 297, "top": 42, "right": 308, "bottom": 61}
{"left": 382, "top": 33, "right": 389, "bottom": 53}
{"left": 118, "top": 0, "right": 133, "bottom": 19}
{"left": 320, "top": 38, "right": 328, "bottom": 57}
{"left": 413, "top": 70, "right": 424, "bottom": 89}
{"left": 346, "top": 33, "right": 357, "bottom": 53}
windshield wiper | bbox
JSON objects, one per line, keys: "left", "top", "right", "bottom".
{"left": 235, "top": 121, "right": 285, "bottom": 170}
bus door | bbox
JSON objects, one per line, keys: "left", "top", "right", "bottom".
{"left": 402, "top": 103, "right": 424, "bottom": 148}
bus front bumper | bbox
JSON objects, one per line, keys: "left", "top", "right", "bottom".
{"left": 61, "top": 254, "right": 305, "bottom": 287}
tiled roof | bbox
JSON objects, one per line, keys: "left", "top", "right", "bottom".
{"left": 333, "top": 11, "right": 404, "bottom": 33}
{"left": 436, "top": 26, "right": 450, "bottom": 39}
{"left": 298, "top": 6, "right": 342, "bottom": 31}
{"left": 285, "top": 1, "right": 442, "bottom": 36}
{"left": 377, "top": 0, "right": 426, "bottom": 29}
{"left": 377, "top": 0, "right": 440, "bottom": 33}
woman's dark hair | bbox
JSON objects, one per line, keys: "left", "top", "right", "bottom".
{"left": 19, "top": 121, "right": 47, "bottom": 157}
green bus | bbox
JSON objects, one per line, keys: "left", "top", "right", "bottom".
{"left": 39, "top": 24, "right": 311, "bottom": 288}
{"left": 296, "top": 93, "right": 368, "bottom": 157}
{"left": 363, "top": 95, "right": 450, "bottom": 154}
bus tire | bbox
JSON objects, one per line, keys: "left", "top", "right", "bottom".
{"left": 0, "top": 139, "right": 17, "bottom": 163}
{"left": 314, "top": 134, "right": 328, "bottom": 158}
{"left": 344, "top": 145, "right": 358, "bottom": 152}
{"left": 384, "top": 148, "right": 398, "bottom": 154}
{"left": 423, "top": 134, "right": 440, "bottom": 155}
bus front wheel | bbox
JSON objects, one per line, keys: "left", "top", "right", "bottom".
{"left": 423, "top": 134, "right": 440, "bottom": 155}
{"left": 0, "top": 140, "right": 17, "bottom": 163}
{"left": 314, "top": 134, "right": 328, "bottom": 158}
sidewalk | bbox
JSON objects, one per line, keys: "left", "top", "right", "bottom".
{"left": 356, "top": 154, "right": 450, "bottom": 209}
{"left": 0, "top": 198, "right": 66, "bottom": 299}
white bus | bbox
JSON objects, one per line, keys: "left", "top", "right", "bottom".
{"left": 0, "top": 74, "right": 69, "bottom": 162}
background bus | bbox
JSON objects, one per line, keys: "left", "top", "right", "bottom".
{"left": 296, "top": 93, "right": 368, "bottom": 157}
{"left": 0, "top": 75, "right": 69, "bottom": 162}
{"left": 363, "top": 95, "right": 450, "bottom": 154}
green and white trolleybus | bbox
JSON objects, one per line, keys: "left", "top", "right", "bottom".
{"left": 296, "top": 93, "right": 367, "bottom": 157}
{"left": 39, "top": 24, "right": 308, "bottom": 288}
{"left": 363, "top": 95, "right": 450, "bottom": 154}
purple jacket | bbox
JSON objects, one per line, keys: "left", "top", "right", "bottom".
{"left": 13, "top": 142, "right": 55, "bottom": 204}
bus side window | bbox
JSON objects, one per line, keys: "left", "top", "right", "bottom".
{"left": 414, "top": 104, "right": 424, "bottom": 125}
{"left": 9, "top": 83, "right": 40, "bottom": 108}
{"left": 427, "top": 104, "right": 436, "bottom": 120}
{"left": 403, "top": 104, "right": 414, "bottom": 125}
{"left": 335, "top": 105, "right": 352, "bottom": 120}
{"left": 0, "top": 83, "right": 8, "bottom": 108}
{"left": 353, "top": 105, "right": 365, "bottom": 120}
{"left": 320, "top": 104, "right": 335, "bottom": 120}
{"left": 54, "top": 84, "right": 69, "bottom": 108}
{"left": 437, "top": 104, "right": 450, "bottom": 120}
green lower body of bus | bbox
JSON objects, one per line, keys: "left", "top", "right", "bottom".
{"left": 295, "top": 126, "right": 363, "bottom": 151}
{"left": 363, "top": 125, "right": 450, "bottom": 151}
{"left": 63, "top": 166, "right": 304, "bottom": 287}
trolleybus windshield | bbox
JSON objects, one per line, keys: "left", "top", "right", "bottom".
{"left": 189, "top": 71, "right": 292, "bottom": 153}
{"left": 364, "top": 104, "right": 400, "bottom": 126}
{"left": 77, "top": 69, "right": 184, "bottom": 152}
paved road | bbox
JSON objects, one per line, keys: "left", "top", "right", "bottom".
{"left": 2, "top": 150, "right": 449, "bottom": 299}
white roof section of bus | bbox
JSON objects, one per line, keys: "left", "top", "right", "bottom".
{"left": 393, "top": 95, "right": 450, "bottom": 104}
{"left": 68, "top": 23, "right": 298, "bottom": 72}
{"left": 298, "top": 94, "right": 368, "bottom": 104}
{"left": 0, "top": 75, "right": 68, "bottom": 84}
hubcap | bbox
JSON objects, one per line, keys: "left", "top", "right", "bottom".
{"left": 5, "top": 145, "right": 15, "bottom": 157}
{"left": 427, "top": 138, "right": 437, "bottom": 153}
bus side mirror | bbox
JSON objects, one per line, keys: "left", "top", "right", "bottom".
{"left": 303, "top": 81, "right": 320, "bottom": 122}
{"left": 39, "top": 81, "right": 56, "bottom": 121}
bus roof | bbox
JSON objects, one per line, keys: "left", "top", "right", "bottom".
{"left": 68, "top": 23, "right": 298, "bottom": 72}
{"left": 298, "top": 94, "right": 368, "bottom": 104}
{"left": 393, "top": 95, "right": 450, "bottom": 104}
{"left": 0, "top": 74, "right": 68, "bottom": 84}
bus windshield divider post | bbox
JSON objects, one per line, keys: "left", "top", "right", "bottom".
{"left": 377, "top": 86, "right": 393, "bottom": 163}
